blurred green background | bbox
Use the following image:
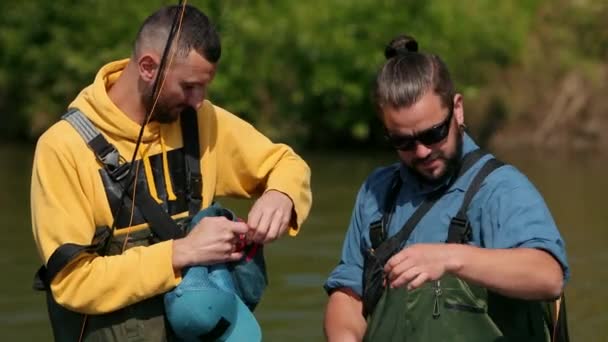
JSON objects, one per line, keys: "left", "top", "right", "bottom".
{"left": 1, "top": 0, "right": 607, "bottom": 341}
{"left": 1, "top": 0, "right": 606, "bottom": 150}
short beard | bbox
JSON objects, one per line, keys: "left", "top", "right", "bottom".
{"left": 140, "top": 87, "right": 180, "bottom": 124}
{"left": 410, "top": 132, "right": 463, "bottom": 186}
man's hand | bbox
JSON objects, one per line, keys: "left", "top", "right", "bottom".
{"left": 172, "top": 216, "right": 249, "bottom": 271}
{"left": 247, "top": 190, "right": 294, "bottom": 244}
{"left": 384, "top": 243, "right": 454, "bottom": 290}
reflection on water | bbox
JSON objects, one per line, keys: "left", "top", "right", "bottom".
{"left": 1, "top": 144, "right": 605, "bottom": 341}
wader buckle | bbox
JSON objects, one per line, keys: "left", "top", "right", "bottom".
{"left": 447, "top": 216, "right": 472, "bottom": 244}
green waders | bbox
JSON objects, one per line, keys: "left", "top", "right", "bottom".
{"left": 364, "top": 276, "right": 551, "bottom": 341}
{"left": 361, "top": 150, "right": 567, "bottom": 341}
{"left": 45, "top": 228, "right": 177, "bottom": 342}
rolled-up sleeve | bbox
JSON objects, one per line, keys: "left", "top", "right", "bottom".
{"left": 324, "top": 185, "right": 368, "bottom": 297}
{"left": 482, "top": 167, "right": 570, "bottom": 281}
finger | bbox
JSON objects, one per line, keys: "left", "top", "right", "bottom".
{"left": 385, "top": 250, "right": 409, "bottom": 273}
{"left": 227, "top": 221, "right": 249, "bottom": 235}
{"left": 387, "top": 258, "right": 414, "bottom": 283}
{"left": 390, "top": 267, "right": 421, "bottom": 289}
{"left": 264, "top": 210, "right": 285, "bottom": 243}
{"left": 227, "top": 251, "right": 244, "bottom": 262}
{"left": 247, "top": 203, "right": 263, "bottom": 230}
{"left": 252, "top": 211, "right": 272, "bottom": 243}
{"left": 246, "top": 204, "right": 264, "bottom": 242}
{"left": 406, "top": 272, "right": 429, "bottom": 291}
{"left": 244, "top": 227, "right": 256, "bottom": 244}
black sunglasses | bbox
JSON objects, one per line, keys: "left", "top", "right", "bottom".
{"left": 385, "top": 107, "right": 453, "bottom": 151}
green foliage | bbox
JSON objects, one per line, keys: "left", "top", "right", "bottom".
{"left": 0, "top": 1, "right": 164, "bottom": 139}
{"left": 210, "top": 0, "right": 541, "bottom": 147}
{"left": 0, "top": 0, "right": 553, "bottom": 147}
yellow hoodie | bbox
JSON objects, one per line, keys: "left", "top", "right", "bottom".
{"left": 31, "top": 59, "right": 312, "bottom": 314}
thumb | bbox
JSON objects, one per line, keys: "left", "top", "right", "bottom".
{"left": 228, "top": 251, "right": 244, "bottom": 261}
{"left": 229, "top": 221, "right": 249, "bottom": 235}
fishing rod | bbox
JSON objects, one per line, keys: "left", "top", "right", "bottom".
{"left": 78, "top": 2, "right": 187, "bottom": 340}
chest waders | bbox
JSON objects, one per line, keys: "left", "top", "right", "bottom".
{"left": 32, "top": 108, "right": 203, "bottom": 342}
{"left": 361, "top": 150, "right": 569, "bottom": 342}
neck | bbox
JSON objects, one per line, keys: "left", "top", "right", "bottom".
{"left": 107, "top": 60, "right": 148, "bottom": 125}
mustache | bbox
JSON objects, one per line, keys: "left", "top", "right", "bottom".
{"left": 413, "top": 151, "right": 445, "bottom": 166}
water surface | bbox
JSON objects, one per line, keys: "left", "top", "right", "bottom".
{"left": 1, "top": 145, "right": 605, "bottom": 341}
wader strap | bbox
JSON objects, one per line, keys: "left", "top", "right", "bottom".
{"left": 362, "top": 149, "right": 498, "bottom": 316}
{"left": 370, "top": 149, "right": 489, "bottom": 253}
{"left": 446, "top": 158, "right": 504, "bottom": 243}
{"left": 63, "top": 109, "right": 184, "bottom": 240}
{"left": 33, "top": 227, "right": 112, "bottom": 290}
{"left": 180, "top": 107, "right": 203, "bottom": 215}
{"left": 127, "top": 172, "right": 183, "bottom": 241}
{"left": 369, "top": 172, "right": 401, "bottom": 248}
{"left": 374, "top": 192, "right": 441, "bottom": 261}
{"left": 63, "top": 108, "right": 129, "bottom": 181}
{"left": 34, "top": 109, "right": 201, "bottom": 290}
{"left": 552, "top": 295, "right": 570, "bottom": 342}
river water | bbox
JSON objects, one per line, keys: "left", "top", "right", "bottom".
{"left": 0, "top": 144, "right": 605, "bottom": 341}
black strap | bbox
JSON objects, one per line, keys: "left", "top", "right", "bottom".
{"left": 63, "top": 109, "right": 130, "bottom": 181}
{"left": 369, "top": 173, "right": 400, "bottom": 248}
{"left": 370, "top": 149, "right": 489, "bottom": 257}
{"left": 34, "top": 109, "right": 203, "bottom": 290}
{"left": 180, "top": 107, "right": 203, "bottom": 215}
{"left": 446, "top": 158, "right": 505, "bottom": 243}
{"left": 65, "top": 108, "right": 185, "bottom": 240}
{"left": 65, "top": 108, "right": 199, "bottom": 238}
{"left": 33, "top": 245, "right": 94, "bottom": 291}
{"left": 33, "top": 227, "right": 112, "bottom": 290}
{"left": 198, "top": 317, "right": 231, "bottom": 341}
{"left": 361, "top": 150, "right": 504, "bottom": 317}
{"left": 553, "top": 295, "right": 570, "bottom": 342}
{"left": 126, "top": 168, "right": 183, "bottom": 241}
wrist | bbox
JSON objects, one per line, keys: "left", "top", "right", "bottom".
{"left": 171, "top": 238, "right": 191, "bottom": 271}
{"left": 445, "top": 243, "right": 466, "bottom": 275}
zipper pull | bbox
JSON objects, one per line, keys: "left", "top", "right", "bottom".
{"left": 432, "top": 280, "right": 442, "bottom": 319}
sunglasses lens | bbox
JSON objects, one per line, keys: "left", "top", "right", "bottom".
{"left": 417, "top": 123, "right": 449, "bottom": 146}
{"left": 395, "top": 139, "right": 416, "bottom": 151}
{"left": 385, "top": 107, "right": 452, "bottom": 151}
{"left": 386, "top": 134, "right": 415, "bottom": 150}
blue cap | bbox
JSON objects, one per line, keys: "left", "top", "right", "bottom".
{"left": 164, "top": 205, "right": 263, "bottom": 341}
{"left": 165, "top": 265, "right": 261, "bottom": 341}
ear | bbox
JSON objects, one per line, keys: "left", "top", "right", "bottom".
{"left": 453, "top": 93, "right": 464, "bottom": 126}
{"left": 137, "top": 54, "right": 160, "bottom": 82}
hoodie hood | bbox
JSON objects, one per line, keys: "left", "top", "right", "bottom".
{"left": 70, "top": 59, "right": 162, "bottom": 144}
{"left": 70, "top": 59, "right": 180, "bottom": 204}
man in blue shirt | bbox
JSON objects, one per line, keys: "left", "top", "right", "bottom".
{"left": 323, "top": 35, "right": 568, "bottom": 341}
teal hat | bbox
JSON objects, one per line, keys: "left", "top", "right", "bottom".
{"left": 165, "top": 205, "right": 264, "bottom": 341}
{"left": 165, "top": 265, "right": 261, "bottom": 341}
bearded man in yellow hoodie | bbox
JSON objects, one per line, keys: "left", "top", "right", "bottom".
{"left": 30, "top": 4, "right": 312, "bottom": 341}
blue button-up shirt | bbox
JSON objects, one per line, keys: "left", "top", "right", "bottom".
{"left": 324, "top": 134, "right": 569, "bottom": 296}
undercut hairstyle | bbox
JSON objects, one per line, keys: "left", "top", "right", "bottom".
{"left": 134, "top": 4, "right": 221, "bottom": 63}
{"left": 374, "top": 35, "right": 454, "bottom": 112}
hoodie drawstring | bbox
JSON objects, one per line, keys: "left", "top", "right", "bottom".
{"left": 160, "top": 129, "right": 177, "bottom": 201}
{"left": 139, "top": 127, "right": 177, "bottom": 203}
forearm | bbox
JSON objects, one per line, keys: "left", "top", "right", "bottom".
{"left": 264, "top": 150, "right": 312, "bottom": 230}
{"left": 51, "top": 241, "right": 180, "bottom": 314}
{"left": 217, "top": 135, "right": 312, "bottom": 231}
{"left": 447, "top": 245, "right": 564, "bottom": 300}
{"left": 324, "top": 289, "right": 367, "bottom": 342}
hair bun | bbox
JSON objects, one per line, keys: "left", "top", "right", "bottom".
{"left": 384, "top": 35, "right": 418, "bottom": 59}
